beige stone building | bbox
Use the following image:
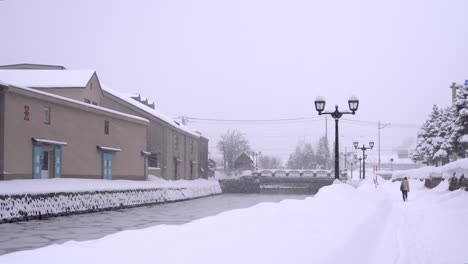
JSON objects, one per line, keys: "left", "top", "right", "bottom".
{"left": 0, "top": 82, "right": 149, "bottom": 180}
{"left": 0, "top": 65, "right": 209, "bottom": 181}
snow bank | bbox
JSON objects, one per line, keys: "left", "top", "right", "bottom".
{"left": 0, "top": 178, "right": 221, "bottom": 222}
{"left": 392, "top": 158, "right": 468, "bottom": 180}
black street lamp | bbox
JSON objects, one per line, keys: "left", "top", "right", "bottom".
{"left": 358, "top": 157, "right": 362, "bottom": 179}
{"left": 314, "top": 96, "right": 359, "bottom": 179}
{"left": 353, "top": 141, "right": 374, "bottom": 179}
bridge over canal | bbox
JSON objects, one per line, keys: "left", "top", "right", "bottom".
{"left": 219, "top": 175, "right": 339, "bottom": 194}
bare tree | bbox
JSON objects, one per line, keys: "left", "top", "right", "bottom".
{"left": 217, "top": 129, "right": 251, "bottom": 172}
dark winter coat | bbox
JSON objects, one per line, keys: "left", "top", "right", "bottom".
{"left": 400, "top": 179, "right": 410, "bottom": 192}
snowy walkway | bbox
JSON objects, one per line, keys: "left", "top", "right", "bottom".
{"left": 1, "top": 179, "right": 467, "bottom": 264}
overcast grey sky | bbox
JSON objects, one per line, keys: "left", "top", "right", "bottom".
{"left": 1, "top": 0, "right": 467, "bottom": 163}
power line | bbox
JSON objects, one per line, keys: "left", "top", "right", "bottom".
{"left": 186, "top": 115, "right": 420, "bottom": 128}
{"left": 186, "top": 116, "right": 321, "bottom": 122}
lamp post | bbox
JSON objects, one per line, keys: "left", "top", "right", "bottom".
{"left": 353, "top": 141, "right": 374, "bottom": 179}
{"left": 314, "top": 96, "right": 359, "bottom": 179}
{"left": 358, "top": 157, "right": 363, "bottom": 179}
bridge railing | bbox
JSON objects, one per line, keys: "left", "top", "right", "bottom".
{"left": 251, "top": 169, "right": 334, "bottom": 177}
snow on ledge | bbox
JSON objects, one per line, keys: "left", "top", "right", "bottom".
{"left": 0, "top": 178, "right": 221, "bottom": 195}
{"left": 97, "top": 146, "right": 122, "bottom": 152}
{"left": 32, "top": 138, "right": 68, "bottom": 146}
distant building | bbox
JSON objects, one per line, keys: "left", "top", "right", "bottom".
{"left": 366, "top": 153, "right": 421, "bottom": 171}
{"left": 233, "top": 152, "right": 254, "bottom": 171}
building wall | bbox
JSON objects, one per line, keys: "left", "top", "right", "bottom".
{"left": 147, "top": 121, "right": 167, "bottom": 177}
{"left": 1, "top": 88, "right": 147, "bottom": 180}
{"left": 0, "top": 88, "right": 4, "bottom": 179}
{"left": 34, "top": 73, "right": 103, "bottom": 105}
{"left": 198, "top": 137, "right": 209, "bottom": 179}
{"left": 101, "top": 92, "right": 203, "bottom": 181}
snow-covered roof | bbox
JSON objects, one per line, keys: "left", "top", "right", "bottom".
{"left": 0, "top": 70, "right": 95, "bottom": 88}
{"left": 234, "top": 152, "right": 253, "bottom": 162}
{"left": 102, "top": 85, "right": 200, "bottom": 137}
{"left": 4, "top": 83, "right": 149, "bottom": 123}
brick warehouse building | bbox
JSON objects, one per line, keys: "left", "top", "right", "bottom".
{"left": 0, "top": 65, "right": 209, "bottom": 181}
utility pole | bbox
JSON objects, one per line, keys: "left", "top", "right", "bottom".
{"left": 344, "top": 147, "right": 347, "bottom": 170}
{"left": 325, "top": 116, "right": 328, "bottom": 142}
{"left": 378, "top": 121, "right": 391, "bottom": 170}
{"left": 252, "top": 151, "right": 261, "bottom": 171}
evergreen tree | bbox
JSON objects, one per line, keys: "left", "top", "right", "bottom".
{"left": 413, "top": 105, "right": 440, "bottom": 165}
{"left": 433, "top": 107, "right": 454, "bottom": 164}
{"left": 287, "top": 141, "right": 316, "bottom": 169}
{"left": 450, "top": 85, "right": 468, "bottom": 158}
{"left": 316, "top": 136, "right": 331, "bottom": 169}
{"left": 258, "top": 155, "right": 282, "bottom": 169}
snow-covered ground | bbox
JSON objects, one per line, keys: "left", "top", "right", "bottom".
{"left": 1, "top": 178, "right": 467, "bottom": 264}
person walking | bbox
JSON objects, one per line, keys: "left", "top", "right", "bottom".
{"left": 400, "top": 177, "right": 410, "bottom": 202}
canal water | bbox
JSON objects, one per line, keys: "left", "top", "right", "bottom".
{"left": 0, "top": 193, "right": 310, "bottom": 255}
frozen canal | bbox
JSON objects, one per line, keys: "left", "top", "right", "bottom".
{"left": 0, "top": 193, "right": 309, "bottom": 255}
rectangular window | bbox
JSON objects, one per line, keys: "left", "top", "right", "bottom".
{"left": 43, "top": 107, "right": 50, "bottom": 124}
{"left": 41, "top": 151, "right": 49, "bottom": 170}
{"left": 174, "top": 135, "right": 178, "bottom": 151}
{"left": 190, "top": 162, "right": 193, "bottom": 178}
{"left": 148, "top": 153, "right": 158, "bottom": 167}
{"left": 190, "top": 140, "right": 194, "bottom": 154}
{"left": 104, "top": 120, "right": 109, "bottom": 135}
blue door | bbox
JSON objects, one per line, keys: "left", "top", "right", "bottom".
{"left": 102, "top": 153, "right": 113, "bottom": 180}
{"left": 144, "top": 156, "right": 148, "bottom": 180}
{"left": 32, "top": 145, "right": 42, "bottom": 179}
{"left": 54, "top": 147, "right": 62, "bottom": 178}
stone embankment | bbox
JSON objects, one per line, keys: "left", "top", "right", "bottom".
{"left": 0, "top": 181, "right": 222, "bottom": 223}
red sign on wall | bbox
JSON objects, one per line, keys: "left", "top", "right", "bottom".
{"left": 24, "top": 105, "right": 30, "bottom": 121}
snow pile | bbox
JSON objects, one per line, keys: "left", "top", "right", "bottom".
{"left": 2, "top": 178, "right": 467, "bottom": 264}
{"left": 392, "top": 158, "right": 468, "bottom": 180}
{"left": 0, "top": 178, "right": 221, "bottom": 222}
